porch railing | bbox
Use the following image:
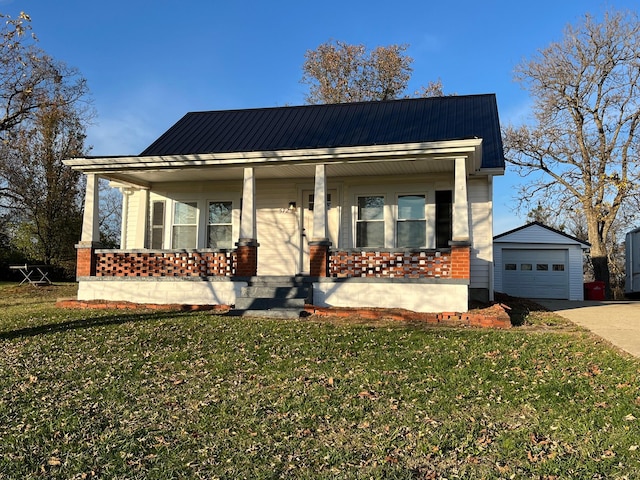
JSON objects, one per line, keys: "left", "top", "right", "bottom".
{"left": 94, "top": 249, "right": 237, "bottom": 277}
{"left": 329, "top": 249, "right": 452, "bottom": 278}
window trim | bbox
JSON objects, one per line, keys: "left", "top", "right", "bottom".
{"left": 207, "top": 200, "right": 234, "bottom": 250}
{"left": 355, "top": 194, "right": 386, "bottom": 248}
{"left": 171, "top": 200, "right": 199, "bottom": 249}
{"left": 395, "top": 193, "right": 426, "bottom": 248}
{"left": 150, "top": 200, "right": 166, "bottom": 249}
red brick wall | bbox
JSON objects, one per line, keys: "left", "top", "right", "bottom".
{"left": 450, "top": 246, "right": 470, "bottom": 280}
{"left": 95, "top": 251, "right": 236, "bottom": 277}
{"left": 235, "top": 245, "right": 257, "bottom": 277}
{"left": 310, "top": 244, "right": 330, "bottom": 277}
{"left": 329, "top": 250, "right": 452, "bottom": 278}
{"left": 76, "top": 247, "right": 95, "bottom": 277}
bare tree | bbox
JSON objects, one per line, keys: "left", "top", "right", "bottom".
{"left": 503, "top": 10, "right": 640, "bottom": 295}
{"left": 0, "top": 12, "right": 87, "bottom": 134}
{"left": 301, "top": 40, "right": 413, "bottom": 104}
{"left": 0, "top": 11, "right": 92, "bottom": 274}
{"left": 414, "top": 79, "right": 445, "bottom": 98}
{"left": 0, "top": 84, "right": 90, "bottom": 273}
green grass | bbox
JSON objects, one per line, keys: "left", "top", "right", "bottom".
{"left": 1, "top": 284, "right": 640, "bottom": 479}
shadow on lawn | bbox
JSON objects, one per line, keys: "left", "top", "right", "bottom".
{"left": 492, "top": 292, "right": 553, "bottom": 327}
{"left": 0, "top": 310, "right": 193, "bottom": 340}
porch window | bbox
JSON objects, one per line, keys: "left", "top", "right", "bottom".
{"left": 208, "top": 201, "right": 232, "bottom": 249}
{"left": 396, "top": 195, "right": 426, "bottom": 247}
{"left": 356, "top": 196, "right": 384, "bottom": 247}
{"left": 150, "top": 201, "right": 165, "bottom": 249}
{"left": 172, "top": 201, "right": 198, "bottom": 249}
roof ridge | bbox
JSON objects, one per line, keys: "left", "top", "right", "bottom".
{"left": 184, "top": 93, "right": 497, "bottom": 116}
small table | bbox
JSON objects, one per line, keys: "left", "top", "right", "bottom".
{"left": 10, "top": 264, "right": 51, "bottom": 286}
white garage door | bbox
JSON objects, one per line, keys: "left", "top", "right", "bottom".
{"left": 502, "top": 249, "right": 569, "bottom": 299}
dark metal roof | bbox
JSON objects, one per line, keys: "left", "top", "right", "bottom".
{"left": 141, "top": 94, "right": 505, "bottom": 169}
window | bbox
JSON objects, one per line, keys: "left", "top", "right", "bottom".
{"left": 208, "top": 201, "right": 232, "bottom": 249}
{"left": 552, "top": 264, "right": 565, "bottom": 271}
{"left": 521, "top": 263, "right": 532, "bottom": 271}
{"left": 536, "top": 264, "right": 549, "bottom": 271}
{"left": 172, "top": 201, "right": 197, "bottom": 249}
{"left": 356, "top": 196, "right": 384, "bottom": 247}
{"left": 435, "top": 190, "right": 452, "bottom": 248}
{"left": 505, "top": 263, "right": 517, "bottom": 271}
{"left": 308, "top": 193, "right": 332, "bottom": 211}
{"left": 396, "top": 195, "right": 426, "bottom": 247}
{"left": 150, "top": 201, "right": 165, "bottom": 249}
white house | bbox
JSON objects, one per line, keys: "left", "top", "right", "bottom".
{"left": 64, "top": 94, "right": 505, "bottom": 315}
{"left": 494, "top": 222, "right": 590, "bottom": 300}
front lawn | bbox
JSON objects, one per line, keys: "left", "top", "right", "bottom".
{"left": 1, "top": 284, "right": 639, "bottom": 479}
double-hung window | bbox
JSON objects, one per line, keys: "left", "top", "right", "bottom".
{"left": 356, "top": 196, "right": 384, "bottom": 247}
{"left": 396, "top": 195, "right": 426, "bottom": 248}
{"left": 208, "top": 201, "right": 232, "bottom": 249}
{"left": 172, "top": 201, "right": 198, "bottom": 249}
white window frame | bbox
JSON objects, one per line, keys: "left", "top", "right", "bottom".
{"left": 355, "top": 194, "right": 386, "bottom": 248}
{"left": 207, "top": 200, "right": 234, "bottom": 250}
{"left": 395, "top": 193, "right": 427, "bottom": 248}
{"left": 171, "top": 200, "right": 199, "bottom": 249}
{"left": 150, "top": 200, "right": 166, "bottom": 249}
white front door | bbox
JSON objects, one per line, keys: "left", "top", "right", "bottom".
{"left": 300, "top": 189, "right": 339, "bottom": 274}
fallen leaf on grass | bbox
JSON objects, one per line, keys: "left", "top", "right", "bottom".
{"left": 624, "top": 414, "right": 636, "bottom": 421}
{"left": 47, "top": 457, "right": 61, "bottom": 466}
{"left": 601, "top": 449, "right": 616, "bottom": 458}
{"left": 357, "top": 390, "right": 378, "bottom": 400}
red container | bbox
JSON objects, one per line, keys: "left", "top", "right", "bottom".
{"left": 584, "top": 281, "right": 605, "bottom": 300}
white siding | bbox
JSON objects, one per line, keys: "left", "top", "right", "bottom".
{"left": 497, "top": 224, "right": 584, "bottom": 245}
{"left": 568, "top": 246, "right": 585, "bottom": 300}
{"left": 123, "top": 189, "right": 147, "bottom": 248}
{"left": 468, "top": 178, "right": 493, "bottom": 293}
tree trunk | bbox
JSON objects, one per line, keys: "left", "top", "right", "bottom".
{"left": 587, "top": 221, "right": 612, "bottom": 298}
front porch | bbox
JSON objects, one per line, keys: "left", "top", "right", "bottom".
{"left": 74, "top": 244, "right": 471, "bottom": 313}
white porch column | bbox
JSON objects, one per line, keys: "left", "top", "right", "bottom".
{"left": 119, "top": 188, "right": 129, "bottom": 249}
{"left": 239, "top": 167, "right": 257, "bottom": 242}
{"left": 312, "top": 164, "right": 329, "bottom": 241}
{"left": 80, "top": 173, "right": 100, "bottom": 245}
{"left": 237, "top": 167, "right": 259, "bottom": 276}
{"left": 452, "top": 157, "right": 470, "bottom": 242}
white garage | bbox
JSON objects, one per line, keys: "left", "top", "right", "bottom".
{"left": 494, "top": 222, "right": 590, "bottom": 300}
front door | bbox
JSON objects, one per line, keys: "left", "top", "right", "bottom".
{"left": 300, "top": 189, "right": 339, "bottom": 274}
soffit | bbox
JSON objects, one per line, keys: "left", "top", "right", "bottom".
{"left": 104, "top": 156, "right": 458, "bottom": 187}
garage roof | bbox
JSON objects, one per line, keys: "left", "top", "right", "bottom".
{"left": 494, "top": 222, "right": 590, "bottom": 248}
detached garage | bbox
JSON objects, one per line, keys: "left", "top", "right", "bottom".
{"left": 494, "top": 222, "right": 590, "bottom": 300}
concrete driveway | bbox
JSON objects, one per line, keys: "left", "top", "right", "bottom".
{"left": 536, "top": 299, "right": 640, "bottom": 358}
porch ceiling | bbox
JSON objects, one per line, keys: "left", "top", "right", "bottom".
{"left": 103, "top": 156, "right": 457, "bottom": 186}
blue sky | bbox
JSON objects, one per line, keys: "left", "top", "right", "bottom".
{"left": 2, "top": 0, "right": 637, "bottom": 233}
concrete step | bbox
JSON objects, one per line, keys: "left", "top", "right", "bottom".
{"left": 234, "top": 296, "right": 306, "bottom": 311}
{"left": 226, "top": 308, "right": 304, "bottom": 319}
{"left": 241, "top": 286, "right": 310, "bottom": 299}
{"left": 247, "top": 276, "right": 310, "bottom": 287}
{"left": 230, "top": 276, "right": 313, "bottom": 319}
